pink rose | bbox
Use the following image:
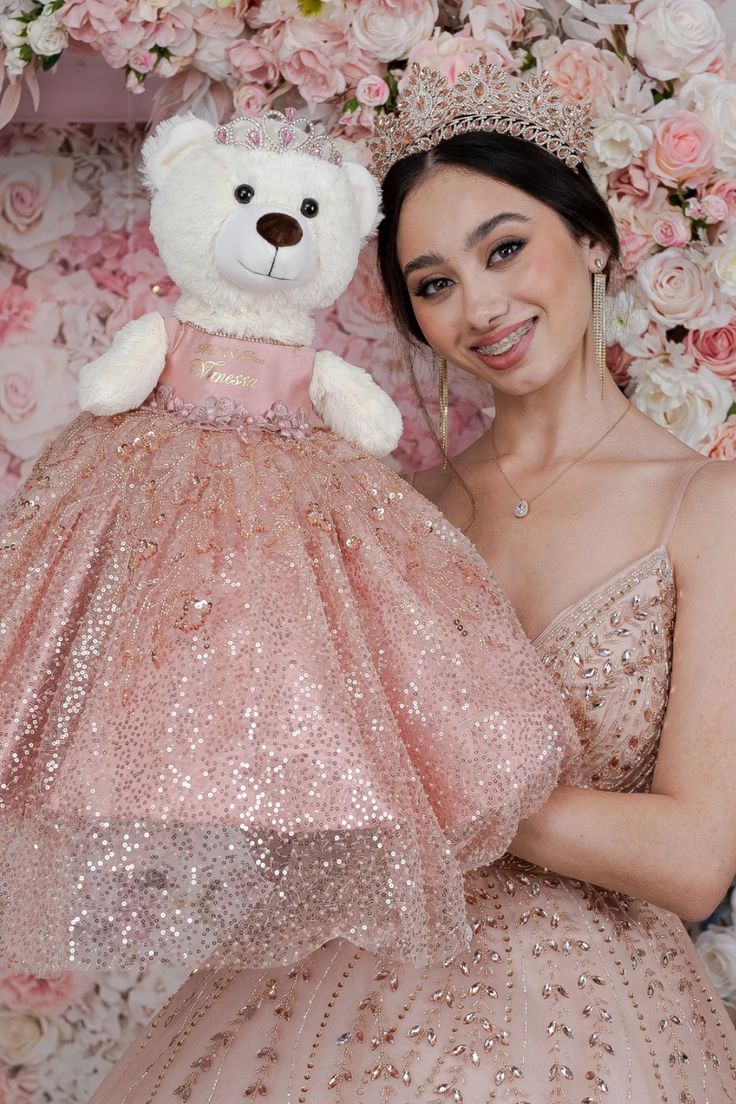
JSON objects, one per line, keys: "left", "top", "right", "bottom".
{"left": 270, "top": 17, "right": 372, "bottom": 105}
{"left": 193, "top": 5, "right": 245, "bottom": 39}
{"left": 335, "top": 241, "right": 392, "bottom": 339}
{"left": 356, "top": 74, "right": 390, "bottom": 107}
{"left": 406, "top": 28, "right": 511, "bottom": 83}
{"left": 702, "top": 193, "right": 729, "bottom": 222}
{"left": 686, "top": 319, "right": 736, "bottom": 378}
{"left": 128, "top": 46, "right": 156, "bottom": 74}
{"left": 685, "top": 196, "right": 706, "bottom": 219}
{"left": 59, "top": 0, "right": 128, "bottom": 43}
{"left": 609, "top": 193, "right": 659, "bottom": 275}
{"left": 0, "top": 971, "right": 92, "bottom": 1017}
{"left": 707, "top": 416, "right": 736, "bottom": 458}
{"left": 652, "top": 206, "right": 692, "bottom": 248}
{"left": 545, "top": 40, "right": 631, "bottom": 110}
{"left": 713, "top": 171, "right": 736, "bottom": 211}
{"left": 647, "top": 110, "right": 715, "bottom": 187}
{"left": 233, "top": 83, "right": 269, "bottom": 115}
{"left": 227, "top": 36, "right": 280, "bottom": 86}
{"left": 0, "top": 345, "right": 77, "bottom": 461}
{"left": 0, "top": 154, "right": 87, "bottom": 270}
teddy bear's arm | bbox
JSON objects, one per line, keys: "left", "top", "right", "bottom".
{"left": 78, "top": 312, "right": 169, "bottom": 416}
{"left": 309, "top": 349, "right": 403, "bottom": 458}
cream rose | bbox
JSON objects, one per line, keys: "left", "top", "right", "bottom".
{"left": 627, "top": 354, "right": 733, "bottom": 449}
{"left": 0, "top": 1012, "right": 43, "bottom": 1065}
{"left": 0, "top": 154, "right": 87, "bottom": 270}
{"left": 696, "top": 927, "right": 736, "bottom": 1001}
{"left": 26, "top": 11, "right": 68, "bottom": 56}
{"left": 0, "top": 345, "right": 77, "bottom": 461}
{"left": 637, "top": 247, "right": 730, "bottom": 330}
{"left": 680, "top": 74, "right": 736, "bottom": 174}
{"left": 593, "top": 111, "right": 653, "bottom": 171}
{"left": 712, "top": 229, "right": 736, "bottom": 300}
{"left": 352, "top": 0, "right": 439, "bottom": 63}
{"left": 625, "top": 0, "right": 724, "bottom": 81}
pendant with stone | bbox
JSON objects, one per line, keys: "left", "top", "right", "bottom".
{"left": 514, "top": 499, "right": 529, "bottom": 518}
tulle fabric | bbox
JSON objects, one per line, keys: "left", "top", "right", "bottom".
{"left": 0, "top": 397, "right": 579, "bottom": 975}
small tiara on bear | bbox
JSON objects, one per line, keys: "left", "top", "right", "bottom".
{"left": 369, "top": 58, "right": 593, "bottom": 180}
{"left": 214, "top": 108, "right": 343, "bottom": 166}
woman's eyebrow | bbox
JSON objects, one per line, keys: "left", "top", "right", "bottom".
{"left": 402, "top": 212, "right": 531, "bottom": 278}
{"left": 402, "top": 251, "right": 445, "bottom": 278}
{"left": 465, "top": 211, "right": 530, "bottom": 250}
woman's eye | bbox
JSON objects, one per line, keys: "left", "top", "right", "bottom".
{"left": 414, "top": 276, "right": 453, "bottom": 299}
{"left": 489, "top": 238, "right": 525, "bottom": 264}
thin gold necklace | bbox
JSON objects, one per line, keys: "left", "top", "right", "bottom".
{"left": 182, "top": 319, "right": 304, "bottom": 347}
{"left": 491, "top": 401, "right": 631, "bottom": 519}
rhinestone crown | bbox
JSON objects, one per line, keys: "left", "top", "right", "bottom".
{"left": 214, "top": 108, "right": 343, "bottom": 166}
{"left": 369, "top": 58, "right": 593, "bottom": 180}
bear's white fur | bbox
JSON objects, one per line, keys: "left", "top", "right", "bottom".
{"left": 78, "top": 112, "right": 402, "bottom": 457}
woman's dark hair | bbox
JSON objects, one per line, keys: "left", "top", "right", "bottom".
{"left": 377, "top": 130, "right": 622, "bottom": 347}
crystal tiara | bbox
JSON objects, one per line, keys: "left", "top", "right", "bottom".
{"left": 368, "top": 59, "right": 593, "bottom": 180}
{"left": 214, "top": 108, "right": 344, "bottom": 166}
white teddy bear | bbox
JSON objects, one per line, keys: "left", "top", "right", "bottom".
{"left": 78, "top": 109, "right": 402, "bottom": 457}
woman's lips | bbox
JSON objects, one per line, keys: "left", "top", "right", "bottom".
{"left": 472, "top": 317, "right": 537, "bottom": 372}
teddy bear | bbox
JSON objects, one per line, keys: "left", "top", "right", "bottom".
{"left": 78, "top": 109, "right": 402, "bottom": 457}
{"left": 0, "top": 109, "right": 579, "bottom": 980}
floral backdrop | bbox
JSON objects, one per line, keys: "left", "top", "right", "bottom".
{"left": 1, "top": 0, "right": 736, "bottom": 1099}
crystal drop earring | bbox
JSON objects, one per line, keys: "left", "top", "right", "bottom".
{"left": 438, "top": 355, "right": 449, "bottom": 468}
{"left": 593, "top": 258, "right": 607, "bottom": 400}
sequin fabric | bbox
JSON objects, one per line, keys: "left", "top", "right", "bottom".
{"left": 90, "top": 540, "right": 736, "bottom": 1104}
{"left": 0, "top": 374, "right": 579, "bottom": 977}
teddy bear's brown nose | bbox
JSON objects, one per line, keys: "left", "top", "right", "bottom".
{"left": 256, "top": 212, "right": 303, "bottom": 248}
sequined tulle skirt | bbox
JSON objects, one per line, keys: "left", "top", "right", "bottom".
{"left": 90, "top": 858, "right": 736, "bottom": 1104}
{"left": 0, "top": 396, "right": 579, "bottom": 976}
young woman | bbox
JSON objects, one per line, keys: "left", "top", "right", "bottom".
{"left": 90, "top": 64, "right": 736, "bottom": 1103}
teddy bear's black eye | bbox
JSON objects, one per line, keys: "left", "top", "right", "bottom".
{"left": 300, "top": 198, "right": 319, "bottom": 218}
{"left": 235, "top": 184, "right": 255, "bottom": 204}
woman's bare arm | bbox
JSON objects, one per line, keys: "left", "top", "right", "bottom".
{"left": 509, "top": 461, "right": 736, "bottom": 920}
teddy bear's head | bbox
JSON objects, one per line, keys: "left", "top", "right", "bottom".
{"left": 141, "top": 112, "right": 381, "bottom": 335}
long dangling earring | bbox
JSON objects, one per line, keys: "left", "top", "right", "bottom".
{"left": 438, "top": 356, "right": 449, "bottom": 469}
{"left": 593, "top": 258, "right": 607, "bottom": 401}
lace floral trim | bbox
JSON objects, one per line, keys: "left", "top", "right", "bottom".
{"left": 146, "top": 382, "right": 313, "bottom": 439}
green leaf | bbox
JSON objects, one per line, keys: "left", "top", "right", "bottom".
{"left": 298, "top": 0, "right": 324, "bottom": 14}
{"left": 41, "top": 52, "right": 62, "bottom": 71}
{"left": 652, "top": 79, "right": 675, "bottom": 105}
{"left": 727, "top": 403, "right": 736, "bottom": 418}
{"left": 18, "top": 43, "right": 32, "bottom": 62}
{"left": 520, "top": 50, "right": 535, "bottom": 72}
{"left": 342, "top": 97, "right": 359, "bottom": 114}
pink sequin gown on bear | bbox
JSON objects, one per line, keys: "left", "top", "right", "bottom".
{"left": 0, "top": 318, "right": 580, "bottom": 982}
{"left": 90, "top": 455, "right": 736, "bottom": 1104}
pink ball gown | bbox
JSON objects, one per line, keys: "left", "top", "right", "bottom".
{"left": 0, "top": 316, "right": 579, "bottom": 981}
{"left": 88, "top": 458, "right": 736, "bottom": 1104}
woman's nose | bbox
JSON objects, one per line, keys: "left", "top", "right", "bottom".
{"left": 463, "top": 285, "right": 509, "bottom": 334}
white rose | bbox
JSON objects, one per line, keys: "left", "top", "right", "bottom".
{"left": 710, "top": 228, "right": 736, "bottom": 300}
{"left": 626, "top": 0, "right": 724, "bottom": 81}
{"left": 26, "top": 11, "right": 68, "bottom": 56}
{"left": 4, "top": 45, "right": 26, "bottom": 79}
{"left": 637, "top": 247, "right": 731, "bottom": 331}
{"left": 0, "top": 153, "right": 88, "bottom": 270}
{"left": 627, "top": 354, "right": 733, "bottom": 449}
{"left": 605, "top": 286, "right": 650, "bottom": 347}
{"left": 0, "top": 344, "right": 77, "bottom": 461}
{"left": 696, "top": 927, "right": 736, "bottom": 1001}
{"left": 193, "top": 34, "right": 231, "bottom": 80}
{"left": 351, "top": 0, "right": 439, "bottom": 62}
{"left": 0, "top": 14, "right": 24, "bottom": 49}
{"left": 593, "top": 111, "right": 653, "bottom": 171}
{"left": 680, "top": 74, "right": 736, "bottom": 173}
{"left": 530, "top": 34, "right": 561, "bottom": 63}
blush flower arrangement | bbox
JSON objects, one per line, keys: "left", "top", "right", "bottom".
{"left": 0, "top": 0, "right": 735, "bottom": 1099}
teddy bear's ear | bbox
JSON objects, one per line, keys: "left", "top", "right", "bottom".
{"left": 141, "top": 114, "right": 216, "bottom": 191}
{"left": 342, "top": 161, "right": 383, "bottom": 240}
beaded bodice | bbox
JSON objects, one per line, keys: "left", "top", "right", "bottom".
{"left": 535, "top": 546, "right": 675, "bottom": 795}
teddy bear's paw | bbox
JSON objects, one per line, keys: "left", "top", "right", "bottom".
{"left": 78, "top": 313, "right": 168, "bottom": 415}
{"left": 310, "top": 350, "right": 403, "bottom": 457}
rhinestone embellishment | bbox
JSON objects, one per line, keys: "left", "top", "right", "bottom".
{"left": 514, "top": 500, "right": 530, "bottom": 518}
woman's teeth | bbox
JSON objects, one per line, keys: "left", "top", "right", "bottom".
{"left": 476, "top": 318, "right": 535, "bottom": 356}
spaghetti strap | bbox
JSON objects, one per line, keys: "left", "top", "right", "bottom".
{"left": 660, "top": 456, "right": 714, "bottom": 548}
